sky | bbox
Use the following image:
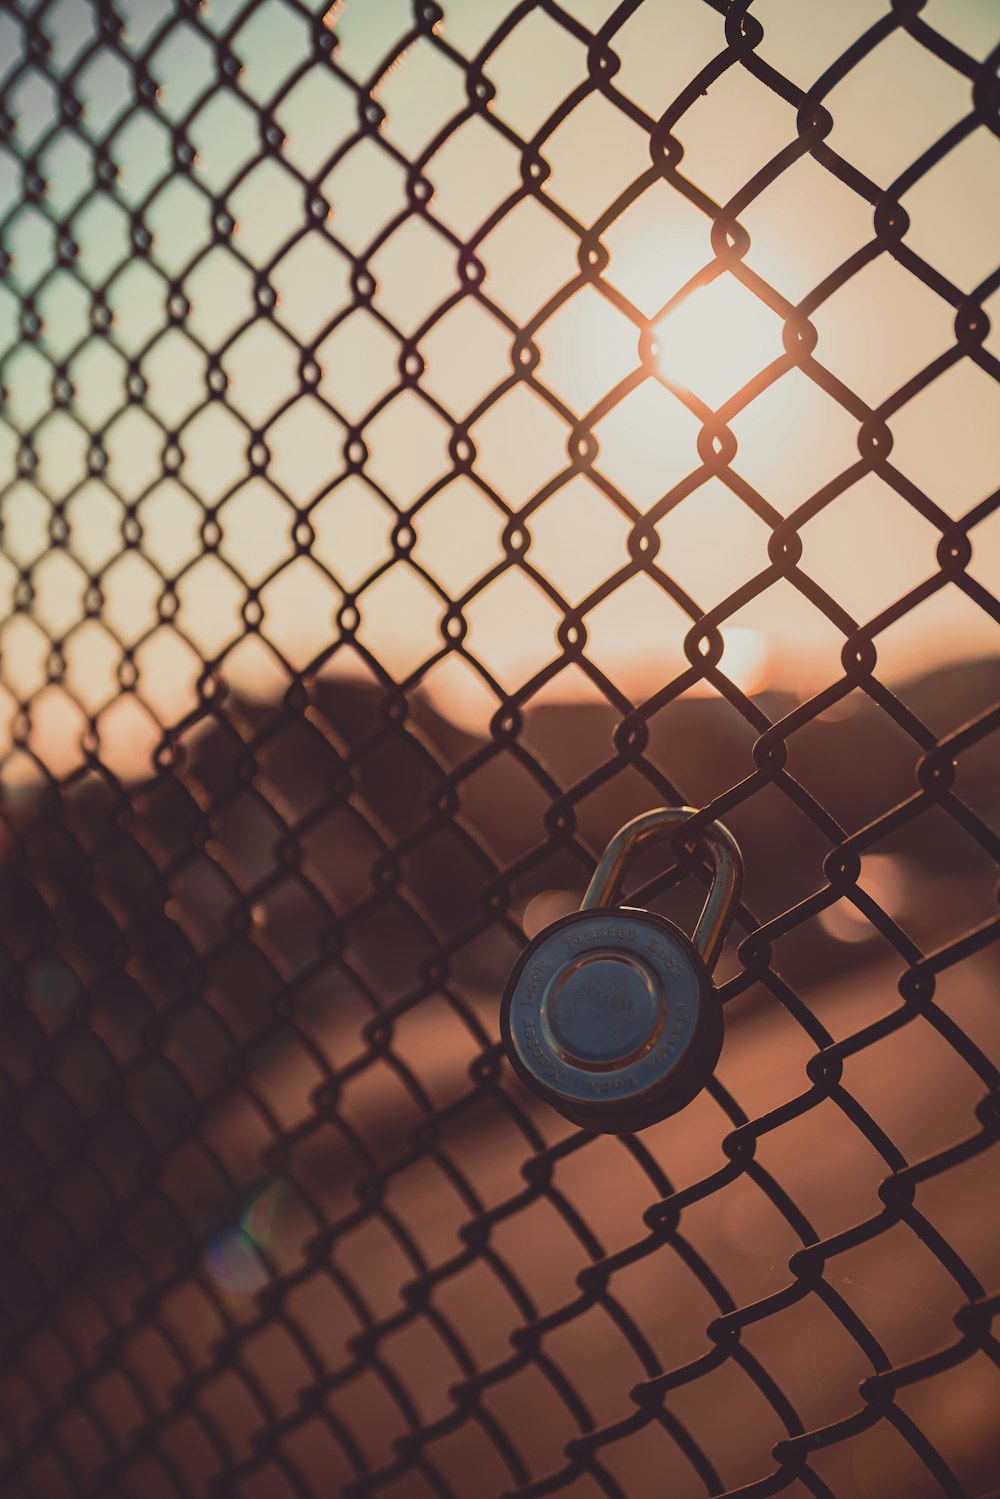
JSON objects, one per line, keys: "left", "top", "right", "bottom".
{"left": 0, "top": 0, "right": 998, "bottom": 779}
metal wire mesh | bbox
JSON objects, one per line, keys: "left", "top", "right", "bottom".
{"left": 1, "top": 1, "right": 999, "bottom": 1496}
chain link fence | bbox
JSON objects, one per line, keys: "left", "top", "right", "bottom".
{"left": 1, "top": 0, "right": 999, "bottom": 1496}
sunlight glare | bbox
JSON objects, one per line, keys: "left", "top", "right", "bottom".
{"left": 652, "top": 275, "right": 785, "bottom": 409}
{"left": 421, "top": 621, "right": 772, "bottom": 735}
{"left": 819, "top": 855, "right": 910, "bottom": 944}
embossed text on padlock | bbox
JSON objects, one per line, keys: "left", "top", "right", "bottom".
{"left": 499, "top": 807, "right": 743, "bottom": 1133}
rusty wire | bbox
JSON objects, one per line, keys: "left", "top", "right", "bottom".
{"left": 0, "top": 1, "right": 999, "bottom": 1496}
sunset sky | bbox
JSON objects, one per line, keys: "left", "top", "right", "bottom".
{"left": 1, "top": 0, "right": 998, "bottom": 779}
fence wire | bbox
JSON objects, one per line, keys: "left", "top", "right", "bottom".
{"left": 1, "top": 1, "right": 999, "bottom": 1497}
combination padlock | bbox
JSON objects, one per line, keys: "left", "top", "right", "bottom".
{"left": 499, "top": 807, "right": 743, "bottom": 1133}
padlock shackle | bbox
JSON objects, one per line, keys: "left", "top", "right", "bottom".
{"left": 580, "top": 806, "right": 742, "bottom": 971}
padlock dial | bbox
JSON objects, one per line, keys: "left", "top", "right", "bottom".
{"left": 499, "top": 906, "right": 722, "bottom": 1133}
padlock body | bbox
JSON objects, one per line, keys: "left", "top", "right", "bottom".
{"left": 500, "top": 906, "right": 722, "bottom": 1133}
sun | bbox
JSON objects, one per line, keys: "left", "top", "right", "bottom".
{"left": 650, "top": 274, "right": 786, "bottom": 410}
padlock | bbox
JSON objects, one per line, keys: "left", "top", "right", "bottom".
{"left": 499, "top": 807, "right": 743, "bottom": 1133}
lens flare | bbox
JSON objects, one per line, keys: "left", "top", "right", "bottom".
{"left": 240, "top": 1179, "right": 286, "bottom": 1243}
{"left": 205, "top": 1230, "right": 267, "bottom": 1296}
{"left": 205, "top": 1179, "right": 286, "bottom": 1296}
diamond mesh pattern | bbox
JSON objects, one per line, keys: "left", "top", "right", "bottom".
{"left": 1, "top": 2, "right": 998, "bottom": 1497}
